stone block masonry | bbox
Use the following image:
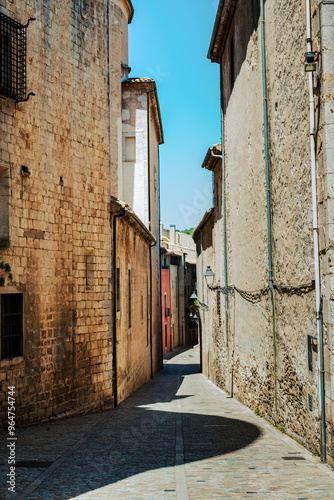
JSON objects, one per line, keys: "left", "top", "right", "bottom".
{"left": 0, "top": 0, "right": 133, "bottom": 426}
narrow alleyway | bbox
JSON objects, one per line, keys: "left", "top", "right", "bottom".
{"left": 1, "top": 346, "right": 334, "bottom": 500}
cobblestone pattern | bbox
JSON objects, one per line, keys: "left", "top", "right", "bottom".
{"left": 0, "top": 346, "right": 333, "bottom": 499}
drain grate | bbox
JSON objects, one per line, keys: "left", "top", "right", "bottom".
{"left": 16, "top": 461, "right": 53, "bottom": 468}
{"left": 282, "top": 456, "right": 305, "bottom": 461}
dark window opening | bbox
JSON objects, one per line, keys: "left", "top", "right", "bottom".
{"left": 170, "top": 256, "right": 179, "bottom": 266}
{"left": 85, "top": 253, "right": 94, "bottom": 288}
{"left": 1, "top": 293, "right": 23, "bottom": 360}
{"left": 116, "top": 267, "right": 120, "bottom": 313}
{"left": 307, "top": 335, "right": 313, "bottom": 371}
{"left": 128, "top": 269, "right": 131, "bottom": 328}
{"left": 164, "top": 293, "right": 167, "bottom": 317}
{"left": 161, "top": 256, "right": 168, "bottom": 269}
{"left": 165, "top": 324, "right": 167, "bottom": 348}
{"left": 0, "top": 13, "right": 33, "bottom": 102}
{"left": 141, "top": 294, "right": 144, "bottom": 321}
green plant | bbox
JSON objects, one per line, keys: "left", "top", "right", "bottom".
{"left": 255, "top": 404, "right": 263, "bottom": 417}
{"left": 0, "top": 262, "right": 13, "bottom": 286}
{"left": 313, "top": 449, "right": 320, "bottom": 457}
{"left": 278, "top": 425, "right": 285, "bottom": 433}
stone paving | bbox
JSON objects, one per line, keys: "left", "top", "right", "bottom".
{"left": 1, "top": 345, "right": 334, "bottom": 499}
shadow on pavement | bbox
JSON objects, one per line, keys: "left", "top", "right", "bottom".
{"left": 0, "top": 353, "right": 262, "bottom": 499}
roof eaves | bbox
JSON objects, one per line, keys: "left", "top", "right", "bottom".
{"left": 208, "top": 0, "right": 238, "bottom": 63}
{"left": 202, "top": 143, "right": 222, "bottom": 171}
{"left": 124, "top": 0, "right": 134, "bottom": 23}
{"left": 122, "top": 78, "right": 164, "bottom": 145}
{"left": 192, "top": 208, "right": 214, "bottom": 242}
{"left": 110, "top": 197, "right": 156, "bottom": 244}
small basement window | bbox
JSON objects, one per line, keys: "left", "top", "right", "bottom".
{"left": 0, "top": 13, "right": 34, "bottom": 102}
{"left": 1, "top": 293, "right": 23, "bottom": 360}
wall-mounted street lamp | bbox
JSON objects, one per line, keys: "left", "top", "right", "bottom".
{"left": 204, "top": 266, "right": 215, "bottom": 287}
{"left": 304, "top": 52, "right": 318, "bottom": 72}
{"left": 190, "top": 291, "right": 198, "bottom": 301}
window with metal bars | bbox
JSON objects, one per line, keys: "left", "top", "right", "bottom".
{"left": 1, "top": 293, "right": 23, "bottom": 360}
{"left": 0, "top": 13, "right": 35, "bottom": 102}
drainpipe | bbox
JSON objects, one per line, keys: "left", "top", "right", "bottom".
{"left": 147, "top": 89, "right": 158, "bottom": 378}
{"left": 112, "top": 210, "right": 126, "bottom": 408}
{"left": 158, "top": 155, "right": 163, "bottom": 370}
{"left": 260, "top": 0, "right": 273, "bottom": 290}
{"left": 260, "top": 0, "right": 277, "bottom": 418}
{"left": 210, "top": 65, "right": 229, "bottom": 346}
{"left": 201, "top": 230, "right": 205, "bottom": 325}
{"left": 210, "top": 143, "right": 229, "bottom": 346}
{"left": 305, "top": 0, "right": 326, "bottom": 462}
{"left": 149, "top": 240, "right": 157, "bottom": 379}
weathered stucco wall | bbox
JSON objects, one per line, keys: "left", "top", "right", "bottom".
{"left": 0, "top": 0, "right": 130, "bottom": 425}
{"left": 202, "top": 0, "right": 334, "bottom": 462}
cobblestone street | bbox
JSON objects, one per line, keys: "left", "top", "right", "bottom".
{"left": 1, "top": 345, "right": 334, "bottom": 499}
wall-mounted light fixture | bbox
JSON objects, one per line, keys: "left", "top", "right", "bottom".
{"left": 304, "top": 52, "right": 318, "bottom": 72}
{"left": 204, "top": 266, "right": 215, "bottom": 287}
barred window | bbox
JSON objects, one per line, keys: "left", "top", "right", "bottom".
{"left": 1, "top": 293, "right": 23, "bottom": 360}
{"left": 0, "top": 13, "right": 35, "bottom": 102}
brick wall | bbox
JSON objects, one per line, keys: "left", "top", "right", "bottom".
{"left": 0, "top": 0, "right": 131, "bottom": 426}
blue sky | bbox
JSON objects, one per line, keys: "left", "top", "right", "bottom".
{"left": 128, "top": 0, "right": 221, "bottom": 231}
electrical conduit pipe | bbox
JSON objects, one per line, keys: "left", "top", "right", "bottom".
{"left": 305, "top": 0, "right": 326, "bottom": 462}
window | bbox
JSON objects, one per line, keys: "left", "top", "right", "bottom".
{"left": 125, "top": 137, "right": 136, "bottom": 162}
{"left": 0, "top": 13, "right": 34, "bottom": 102}
{"left": 154, "top": 165, "right": 158, "bottom": 192}
{"left": 170, "top": 256, "right": 179, "bottom": 266}
{"left": 307, "top": 335, "right": 313, "bottom": 371}
{"left": 141, "top": 294, "right": 144, "bottom": 321}
{"left": 164, "top": 293, "right": 167, "bottom": 317}
{"left": 1, "top": 293, "right": 23, "bottom": 360}
{"left": 128, "top": 269, "right": 131, "bottom": 328}
{"left": 161, "top": 256, "right": 168, "bottom": 270}
{"left": 85, "top": 252, "right": 94, "bottom": 288}
{"left": 0, "top": 166, "right": 9, "bottom": 242}
{"left": 165, "top": 324, "right": 167, "bottom": 348}
{"left": 116, "top": 268, "right": 120, "bottom": 313}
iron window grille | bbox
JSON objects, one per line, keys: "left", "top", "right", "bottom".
{"left": 0, "top": 13, "right": 35, "bottom": 102}
{"left": 1, "top": 293, "right": 23, "bottom": 360}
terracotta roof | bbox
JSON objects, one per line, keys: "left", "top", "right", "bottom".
{"left": 192, "top": 208, "right": 214, "bottom": 242}
{"left": 208, "top": 0, "right": 237, "bottom": 63}
{"left": 110, "top": 197, "right": 156, "bottom": 244}
{"left": 122, "top": 78, "right": 164, "bottom": 145}
{"left": 202, "top": 143, "right": 222, "bottom": 171}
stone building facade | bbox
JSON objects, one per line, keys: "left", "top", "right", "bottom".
{"left": 0, "top": 0, "right": 162, "bottom": 427}
{"left": 110, "top": 199, "right": 159, "bottom": 405}
{"left": 195, "top": 0, "right": 334, "bottom": 464}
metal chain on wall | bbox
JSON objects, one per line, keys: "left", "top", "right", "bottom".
{"left": 211, "top": 282, "right": 315, "bottom": 304}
